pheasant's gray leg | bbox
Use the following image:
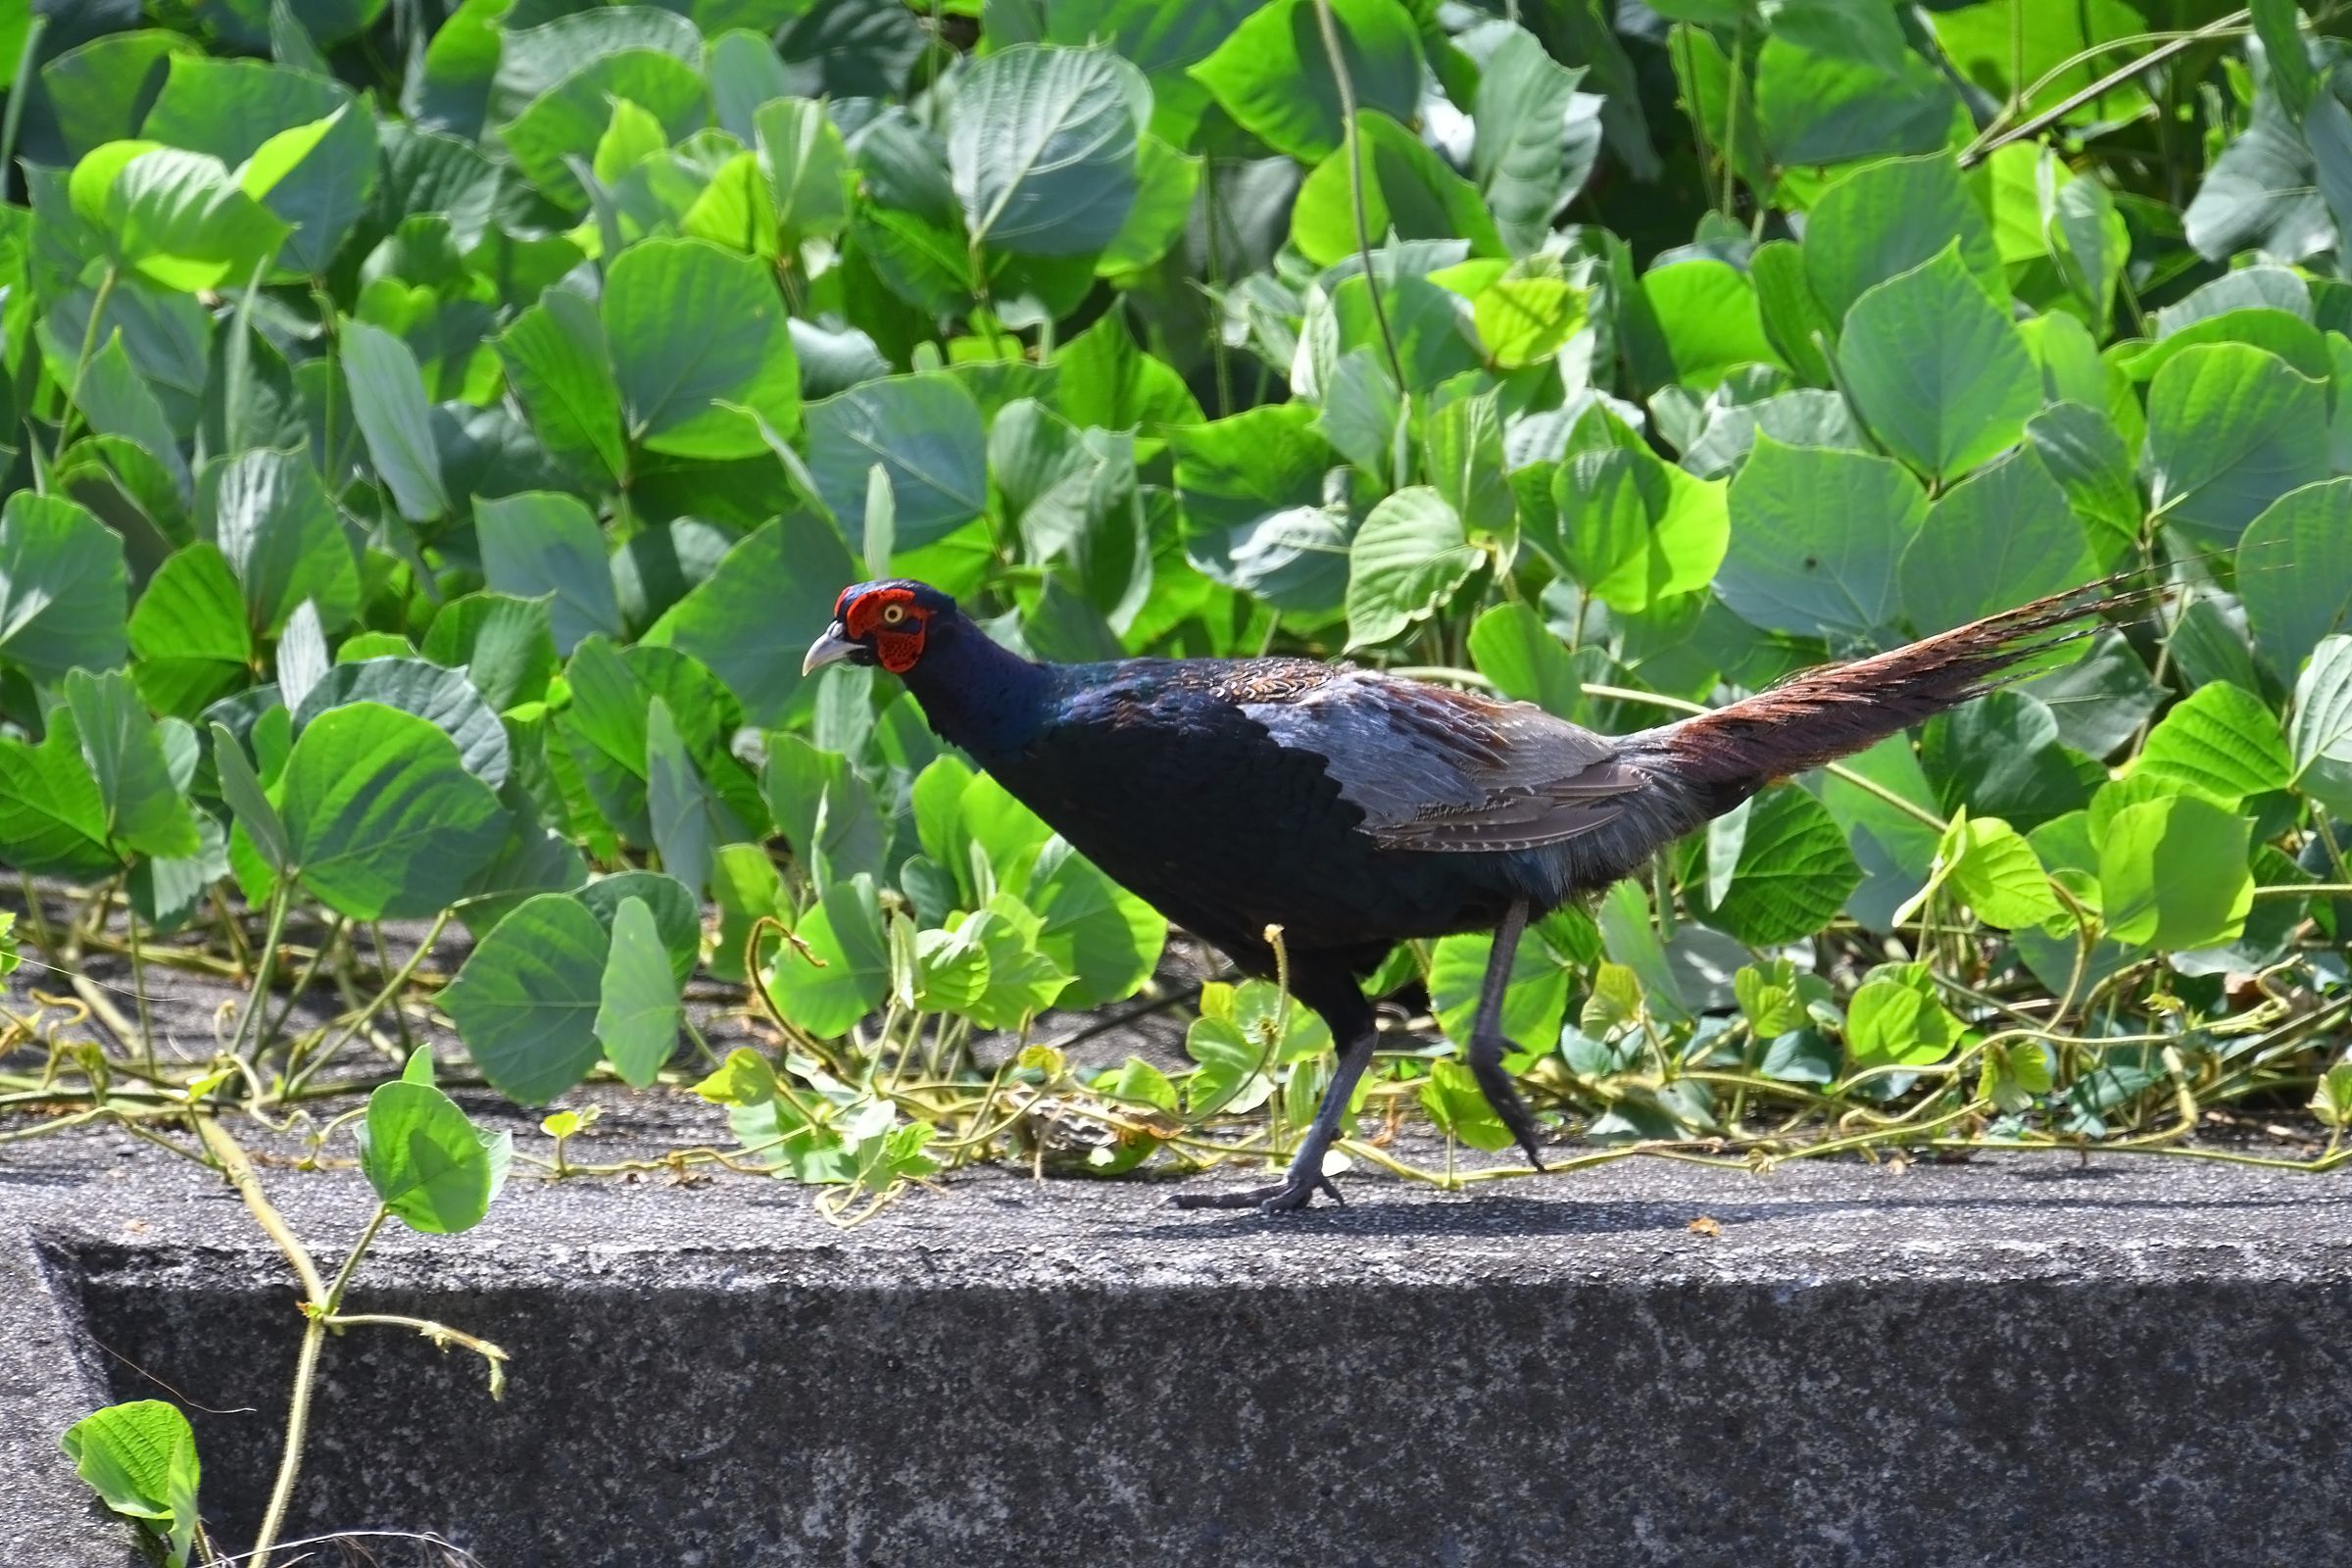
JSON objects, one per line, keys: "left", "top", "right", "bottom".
{"left": 1466, "top": 899, "right": 1547, "bottom": 1169}
{"left": 1172, "top": 1019, "right": 1375, "bottom": 1214}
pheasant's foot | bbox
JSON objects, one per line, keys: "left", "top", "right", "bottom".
{"left": 1170, "top": 1172, "right": 1345, "bottom": 1213}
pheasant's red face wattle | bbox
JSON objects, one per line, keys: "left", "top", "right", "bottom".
{"left": 840, "top": 586, "right": 930, "bottom": 673}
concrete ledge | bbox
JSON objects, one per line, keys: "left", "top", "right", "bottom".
{"left": 7, "top": 1132, "right": 2352, "bottom": 1567}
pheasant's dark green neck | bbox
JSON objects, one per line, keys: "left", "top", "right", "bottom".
{"left": 897, "top": 614, "right": 1056, "bottom": 761}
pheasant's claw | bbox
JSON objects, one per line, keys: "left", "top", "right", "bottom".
{"left": 1468, "top": 1038, "right": 1550, "bottom": 1172}
{"left": 1258, "top": 1172, "right": 1346, "bottom": 1213}
{"left": 1171, "top": 1171, "right": 1345, "bottom": 1214}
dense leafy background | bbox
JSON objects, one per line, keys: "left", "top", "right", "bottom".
{"left": 3, "top": 0, "right": 2351, "bottom": 1188}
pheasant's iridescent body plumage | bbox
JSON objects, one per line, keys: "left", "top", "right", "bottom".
{"left": 804, "top": 578, "right": 2115, "bottom": 1212}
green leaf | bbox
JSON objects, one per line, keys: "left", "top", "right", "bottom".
{"left": 1544, "top": 441, "right": 1727, "bottom": 614}
{"left": 1596, "top": 879, "right": 1686, "bottom": 1023}
{"left": 1804, "top": 152, "right": 2002, "bottom": 322}
{"left": 0, "top": 709, "right": 115, "bottom": 879}
{"left": 1172, "top": 405, "right": 1347, "bottom": 610}
{"left": 1643, "top": 259, "right": 1784, "bottom": 391}
{"left": 0, "top": 493, "right": 129, "bottom": 684}
{"left": 1718, "top": 437, "right": 1926, "bottom": 642}
{"left": 54, "top": 330, "right": 191, "bottom": 507}
{"left": 646, "top": 514, "right": 859, "bottom": 726}
{"left": 1009, "top": 0, "right": 1261, "bottom": 129}
{"left": 209, "top": 720, "right": 290, "bottom": 873}
{"left": 691, "top": 1048, "right": 776, "bottom": 1109}
{"left": 2145, "top": 343, "right": 2328, "bottom": 546}
{"left": 754, "top": 97, "right": 852, "bottom": 246}
{"left": 2288, "top": 636, "right": 2352, "bottom": 801}
{"left": 2134, "top": 683, "right": 2290, "bottom": 806}
{"left": 63, "top": 668, "right": 200, "bottom": 859}
{"left": 1750, "top": 238, "right": 1836, "bottom": 384}
{"left": 194, "top": 0, "right": 385, "bottom": 50}
{"left": 2019, "top": 630, "right": 2162, "bottom": 759}
{"left": 1471, "top": 276, "right": 1588, "bottom": 368}
{"left": 203, "top": 449, "right": 362, "bottom": 636}
{"left": 595, "top": 894, "right": 682, "bottom": 1088}
{"left": 765, "top": 874, "right": 890, "bottom": 1038}
{"left": 2024, "top": 402, "right": 2141, "bottom": 568}
{"left": 1923, "top": 690, "right": 2096, "bottom": 830}
{"left": 1027, "top": 836, "right": 1165, "bottom": 1008}
{"left": 1316, "top": 347, "right": 1403, "bottom": 484}
{"left": 275, "top": 702, "right": 506, "bottom": 919}
{"left": 605, "top": 236, "right": 800, "bottom": 458}
{"left": 709, "top": 846, "right": 787, "bottom": 984}
{"left": 576, "top": 869, "right": 702, "bottom": 986}
{"left": 357, "top": 1079, "right": 509, "bottom": 1233}
{"left": 912, "top": 918, "right": 991, "bottom": 1013}
{"left": 2313, "top": 1061, "right": 2352, "bottom": 1130}
{"left": 1293, "top": 113, "right": 1503, "bottom": 269}
{"left": 2097, "top": 794, "right": 2253, "bottom": 950}
{"left": 555, "top": 638, "right": 763, "bottom": 845}
{"left": 1755, "top": 2, "right": 1958, "bottom": 168}
{"left": 1345, "top": 487, "right": 1478, "bottom": 650}
{"left": 60, "top": 1400, "right": 200, "bottom": 1565}
{"left": 681, "top": 150, "right": 781, "bottom": 259}
{"left": 130, "top": 545, "right": 253, "bottom": 718}
{"left": 2183, "top": 100, "right": 2330, "bottom": 264}
{"left": 475, "top": 492, "right": 623, "bottom": 655}
{"left": 1419, "top": 1058, "right": 1518, "bottom": 1152}
{"left": 1979, "top": 1036, "right": 2055, "bottom": 1116}
{"left": 1946, "top": 814, "right": 2063, "bottom": 929}
{"left": 1735, "top": 958, "right": 1806, "bottom": 1040}
{"left": 42, "top": 31, "right": 201, "bottom": 161}
{"left": 221, "top": 93, "right": 377, "bottom": 275}
{"left": 2238, "top": 478, "right": 2352, "bottom": 681}
{"left": 1431, "top": 920, "right": 1568, "bottom": 1054}
{"left": 1692, "top": 785, "right": 1861, "bottom": 945}
{"left": 1189, "top": 0, "right": 1419, "bottom": 163}
{"left": 948, "top": 44, "right": 1149, "bottom": 257}
{"left": 419, "top": 593, "right": 559, "bottom": 713}
{"left": 960, "top": 893, "right": 1072, "bottom": 1030}
{"left": 1421, "top": 393, "right": 1513, "bottom": 537}
{"left": 1580, "top": 960, "right": 1642, "bottom": 1036}
{"left": 2122, "top": 306, "right": 2328, "bottom": 387}
{"left": 592, "top": 95, "right": 667, "bottom": 185}
{"left": 292, "top": 656, "right": 510, "bottom": 790}
{"left": 1899, "top": 447, "right": 2094, "bottom": 635}
{"left": 803, "top": 373, "right": 988, "bottom": 549}
{"left": 1472, "top": 24, "right": 1594, "bottom": 255}
{"left": 645, "top": 694, "right": 719, "bottom": 895}
{"left": 1845, "top": 964, "right": 1964, "bottom": 1069}
{"left": 1053, "top": 308, "right": 1205, "bottom": 431}
{"left": 70, "top": 142, "right": 290, "bottom": 291}
{"left": 493, "top": 288, "right": 626, "bottom": 484}
{"left": 499, "top": 48, "right": 708, "bottom": 207}
{"left": 443, "top": 890, "right": 610, "bottom": 1104}
{"left": 1680, "top": 389, "right": 1868, "bottom": 479}
{"left": 1838, "top": 242, "right": 2042, "bottom": 482}
{"left": 1183, "top": 1007, "right": 1272, "bottom": 1118}
{"left": 1100, "top": 133, "right": 1199, "bottom": 273}
{"left": 1469, "top": 601, "right": 1585, "bottom": 719}
{"left": 1103, "top": 1054, "right": 1179, "bottom": 1115}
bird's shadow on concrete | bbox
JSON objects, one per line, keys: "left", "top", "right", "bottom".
{"left": 1118, "top": 1183, "right": 2345, "bottom": 1242}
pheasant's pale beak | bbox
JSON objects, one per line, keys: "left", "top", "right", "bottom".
{"left": 801, "top": 623, "right": 859, "bottom": 676}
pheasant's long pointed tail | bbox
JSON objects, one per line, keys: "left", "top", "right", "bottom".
{"left": 1646, "top": 579, "right": 2144, "bottom": 793}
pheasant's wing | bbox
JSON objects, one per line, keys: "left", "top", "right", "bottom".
{"left": 1233, "top": 668, "right": 1646, "bottom": 853}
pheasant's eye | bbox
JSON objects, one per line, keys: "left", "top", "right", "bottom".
{"left": 880, "top": 603, "right": 906, "bottom": 625}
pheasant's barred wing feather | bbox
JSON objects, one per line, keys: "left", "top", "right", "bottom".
{"left": 1237, "top": 671, "right": 1645, "bottom": 853}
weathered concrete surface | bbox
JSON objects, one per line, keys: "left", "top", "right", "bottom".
{"left": 6, "top": 1122, "right": 2351, "bottom": 1568}
{"left": 0, "top": 1207, "right": 135, "bottom": 1568}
